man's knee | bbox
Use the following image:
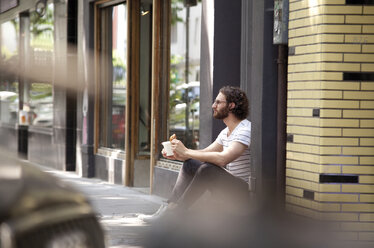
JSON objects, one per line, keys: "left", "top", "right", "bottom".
{"left": 196, "top": 163, "right": 219, "bottom": 178}
{"left": 182, "top": 159, "right": 203, "bottom": 174}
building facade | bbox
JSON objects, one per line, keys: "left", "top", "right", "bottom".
{"left": 0, "top": 0, "right": 373, "bottom": 243}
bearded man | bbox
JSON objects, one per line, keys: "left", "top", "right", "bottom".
{"left": 140, "top": 86, "right": 252, "bottom": 222}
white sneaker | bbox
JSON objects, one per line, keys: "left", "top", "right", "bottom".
{"left": 138, "top": 203, "right": 169, "bottom": 223}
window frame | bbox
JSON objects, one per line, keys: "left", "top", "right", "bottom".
{"left": 93, "top": 0, "right": 143, "bottom": 186}
{"left": 94, "top": 0, "right": 128, "bottom": 153}
{"left": 93, "top": 0, "right": 172, "bottom": 188}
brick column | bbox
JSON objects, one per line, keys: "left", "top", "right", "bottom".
{"left": 287, "top": 0, "right": 374, "bottom": 242}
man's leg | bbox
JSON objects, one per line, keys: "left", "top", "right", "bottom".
{"left": 167, "top": 159, "right": 204, "bottom": 204}
{"left": 138, "top": 159, "right": 203, "bottom": 222}
{"left": 177, "top": 163, "right": 250, "bottom": 213}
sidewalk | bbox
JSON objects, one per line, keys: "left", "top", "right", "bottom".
{"left": 37, "top": 164, "right": 165, "bottom": 248}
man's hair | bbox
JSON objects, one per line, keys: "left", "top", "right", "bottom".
{"left": 219, "top": 86, "right": 249, "bottom": 120}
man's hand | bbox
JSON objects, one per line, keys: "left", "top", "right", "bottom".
{"left": 161, "top": 148, "right": 176, "bottom": 160}
{"left": 171, "top": 139, "right": 189, "bottom": 161}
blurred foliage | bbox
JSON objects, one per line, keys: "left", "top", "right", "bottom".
{"left": 10, "top": 18, "right": 19, "bottom": 34}
{"left": 112, "top": 50, "right": 127, "bottom": 87}
{"left": 1, "top": 47, "right": 17, "bottom": 61}
{"left": 1, "top": 19, "right": 19, "bottom": 61}
{"left": 171, "top": 0, "right": 184, "bottom": 25}
{"left": 30, "top": 4, "right": 54, "bottom": 50}
{"left": 30, "top": 83, "right": 52, "bottom": 100}
{"left": 170, "top": 0, "right": 201, "bottom": 148}
{"left": 112, "top": 50, "right": 126, "bottom": 68}
{"left": 30, "top": 5, "right": 53, "bottom": 36}
{"left": 169, "top": 55, "right": 184, "bottom": 109}
{"left": 171, "top": 0, "right": 201, "bottom": 25}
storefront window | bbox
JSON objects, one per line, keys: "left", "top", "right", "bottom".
{"left": 27, "top": 3, "right": 54, "bottom": 127}
{"left": 98, "top": 3, "right": 127, "bottom": 150}
{"left": 0, "top": 19, "right": 19, "bottom": 125}
{"left": 169, "top": 0, "right": 201, "bottom": 149}
{"left": 138, "top": 0, "right": 152, "bottom": 155}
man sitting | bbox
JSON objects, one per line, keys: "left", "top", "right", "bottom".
{"left": 140, "top": 86, "right": 252, "bottom": 222}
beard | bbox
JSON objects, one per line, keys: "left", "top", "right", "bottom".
{"left": 213, "top": 105, "right": 230, "bottom": 119}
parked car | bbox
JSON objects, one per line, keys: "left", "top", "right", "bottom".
{"left": 0, "top": 91, "right": 18, "bottom": 125}
{"left": 31, "top": 101, "right": 53, "bottom": 127}
{"left": 0, "top": 154, "right": 106, "bottom": 248}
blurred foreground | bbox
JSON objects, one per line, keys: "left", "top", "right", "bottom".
{"left": 0, "top": 148, "right": 105, "bottom": 248}
{"left": 2, "top": 148, "right": 373, "bottom": 248}
{"left": 0, "top": 148, "right": 163, "bottom": 248}
{"left": 144, "top": 196, "right": 373, "bottom": 248}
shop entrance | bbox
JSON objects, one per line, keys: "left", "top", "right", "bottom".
{"left": 94, "top": 0, "right": 152, "bottom": 186}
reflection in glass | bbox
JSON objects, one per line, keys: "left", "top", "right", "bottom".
{"left": 29, "top": 83, "right": 53, "bottom": 127}
{"left": 99, "top": 3, "right": 127, "bottom": 150}
{"left": 28, "top": 3, "right": 54, "bottom": 127}
{"left": 0, "top": 19, "right": 19, "bottom": 125}
{"left": 169, "top": 1, "right": 201, "bottom": 149}
{"left": 138, "top": 0, "right": 152, "bottom": 155}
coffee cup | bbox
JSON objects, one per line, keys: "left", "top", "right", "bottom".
{"left": 162, "top": 141, "right": 173, "bottom": 156}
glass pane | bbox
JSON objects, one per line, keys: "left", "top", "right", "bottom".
{"left": 29, "top": 83, "right": 53, "bottom": 127}
{"left": 0, "top": 19, "right": 19, "bottom": 125}
{"left": 169, "top": 1, "right": 201, "bottom": 149}
{"left": 28, "top": 3, "right": 54, "bottom": 127}
{"left": 99, "top": 3, "right": 127, "bottom": 150}
{"left": 138, "top": 0, "right": 152, "bottom": 155}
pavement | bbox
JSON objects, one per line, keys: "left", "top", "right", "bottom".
{"left": 2, "top": 150, "right": 359, "bottom": 248}
{"left": 35, "top": 167, "right": 354, "bottom": 248}
{"left": 17, "top": 158, "right": 166, "bottom": 248}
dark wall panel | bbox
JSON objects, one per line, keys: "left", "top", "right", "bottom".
{"left": 212, "top": 0, "right": 242, "bottom": 140}
{"left": 28, "top": 129, "right": 60, "bottom": 169}
{"left": 152, "top": 167, "right": 178, "bottom": 199}
{"left": 94, "top": 155, "right": 109, "bottom": 181}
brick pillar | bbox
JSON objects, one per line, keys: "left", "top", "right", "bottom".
{"left": 287, "top": 0, "right": 374, "bottom": 242}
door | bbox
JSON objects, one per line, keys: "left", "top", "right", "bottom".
{"left": 94, "top": 0, "right": 152, "bottom": 186}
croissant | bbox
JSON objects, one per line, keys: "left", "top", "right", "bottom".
{"left": 169, "top": 134, "right": 177, "bottom": 142}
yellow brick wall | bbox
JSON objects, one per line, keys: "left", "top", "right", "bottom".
{"left": 287, "top": 0, "right": 374, "bottom": 242}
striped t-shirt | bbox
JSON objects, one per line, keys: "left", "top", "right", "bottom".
{"left": 216, "top": 119, "right": 251, "bottom": 183}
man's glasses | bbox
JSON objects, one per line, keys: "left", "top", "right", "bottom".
{"left": 213, "top": 100, "right": 227, "bottom": 105}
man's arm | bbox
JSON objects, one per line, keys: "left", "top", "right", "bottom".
{"left": 199, "top": 140, "right": 223, "bottom": 153}
{"left": 173, "top": 139, "right": 247, "bottom": 167}
{"left": 161, "top": 140, "right": 222, "bottom": 160}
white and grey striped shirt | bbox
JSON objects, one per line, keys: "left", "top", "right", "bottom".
{"left": 216, "top": 119, "right": 251, "bottom": 183}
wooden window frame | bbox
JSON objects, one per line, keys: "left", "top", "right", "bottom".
{"left": 94, "top": 0, "right": 134, "bottom": 185}
{"left": 93, "top": 0, "right": 171, "bottom": 188}
{"left": 149, "top": 0, "right": 171, "bottom": 192}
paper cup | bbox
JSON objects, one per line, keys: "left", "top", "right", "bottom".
{"left": 162, "top": 141, "right": 173, "bottom": 156}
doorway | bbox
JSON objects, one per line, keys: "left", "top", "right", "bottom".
{"left": 94, "top": 0, "right": 152, "bottom": 186}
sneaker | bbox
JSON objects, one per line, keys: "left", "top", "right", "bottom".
{"left": 138, "top": 203, "right": 169, "bottom": 223}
